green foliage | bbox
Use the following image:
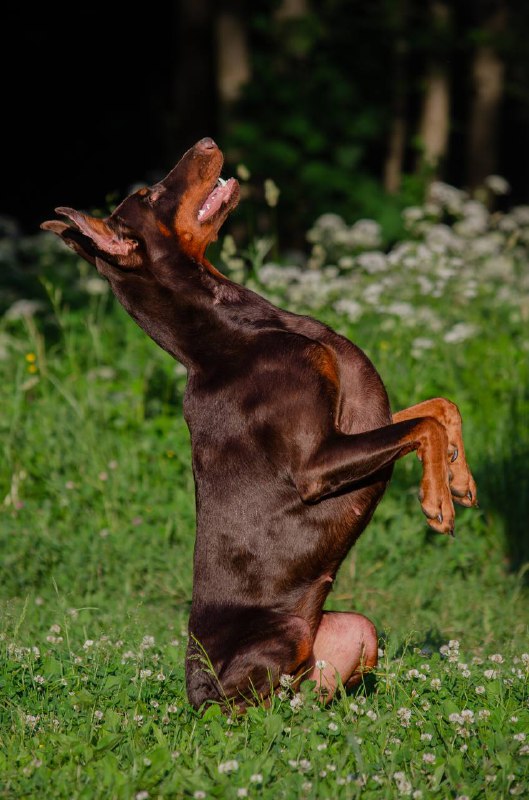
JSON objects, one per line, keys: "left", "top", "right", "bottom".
{"left": 1, "top": 181, "right": 529, "bottom": 795}
{"left": 225, "top": 2, "right": 425, "bottom": 246}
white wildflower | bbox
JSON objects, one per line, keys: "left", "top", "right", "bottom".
{"left": 397, "top": 707, "right": 412, "bottom": 727}
{"left": 485, "top": 175, "right": 510, "bottom": 195}
{"left": 489, "top": 653, "right": 504, "bottom": 664}
{"left": 290, "top": 693, "right": 304, "bottom": 710}
{"left": 218, "top": 760, "right": 239, "bottom": 774}
{"left": 443, "top": 322, "right": 477, "bottom": 344}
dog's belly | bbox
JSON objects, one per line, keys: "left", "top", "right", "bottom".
{"left": 189, "top": 464, "right": 389, "bottom": 619}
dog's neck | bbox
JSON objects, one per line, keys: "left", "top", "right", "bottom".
{"left": 97, "top": 251, "right": 256, "bottom": 372}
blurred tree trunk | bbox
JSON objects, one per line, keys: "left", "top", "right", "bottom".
{"left": 384, "top": 0, "right": 409, "bottom": 194}
{"left": 168, "top": 0, "right": 217, "bottom": 162}
{"left": 417, "top": 1, "right": 451, "bottom": 173}
{"left": 275, "top": 0, "right": 308, "bottom": 19}
{"left": 466, "top": 3, "right": 507, "bottom": 189}
{"left": 216, "top": 3, "right": 251, "bottom": 105}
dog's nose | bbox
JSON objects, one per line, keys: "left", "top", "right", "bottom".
{"left": 197, "top": 137, "right": 218, "bottom": 152}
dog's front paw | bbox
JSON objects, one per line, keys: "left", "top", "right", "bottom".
{"left": 447, "top": 447, "right": 478, "bottom": 508}
{"left": 419, "top": 479, "right": 455, "bottom": 535}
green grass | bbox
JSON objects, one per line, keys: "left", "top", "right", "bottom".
{"left": 1, "top": 241, "right": 528, "bottom": 798}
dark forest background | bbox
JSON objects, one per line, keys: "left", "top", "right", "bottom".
{"left": 3, "top": 0, "right": 529, "bottom": 245}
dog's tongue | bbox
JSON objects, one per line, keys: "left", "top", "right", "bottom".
{"left": 198, "top": 178, "right": 237, "bottom": 223}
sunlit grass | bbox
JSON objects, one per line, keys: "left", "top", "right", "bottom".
{"left": 1, "top": 182, "right": 529, "bottom": 796}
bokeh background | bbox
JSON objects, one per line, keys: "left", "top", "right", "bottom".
{"left": 4, "top": 0, "right": 529, "bottom": 241}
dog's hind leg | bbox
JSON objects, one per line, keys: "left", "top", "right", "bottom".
{"left": 186, "top": 612, "right": 312, "bottom": 711}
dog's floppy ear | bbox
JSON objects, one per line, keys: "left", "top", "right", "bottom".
{"left": 41, "top": 208, "right": 141, "bottom": 269}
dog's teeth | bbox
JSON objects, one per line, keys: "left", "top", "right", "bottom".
{"left": 198, "top": 209, "right": 204, "bottom": 218}
{"left": 217, "top": 177, "right": 227, "bottom": 187}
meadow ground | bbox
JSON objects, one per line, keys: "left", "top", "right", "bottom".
{"left": 1, "top": 184, "right": 528, "bottom": 798}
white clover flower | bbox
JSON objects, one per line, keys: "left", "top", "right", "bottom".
{"left": 478, "top": 709, "right": 491, "bottom": 719}
{"left": 290, "top": 693, "right": 304, "bottom": 710}
{"left": 139, "top": 669, "right": 152, "bottom": 680}
{"left": 421, "top": 733, "right": 433, "bottom": 742}
{"left": 449, "top": 713, "right": 464, "bottom": 725}
{"left": 250, "top": 774, "right": 263, "bottom": 783}
{"left": 83, "top": 640, "right": 94, "bottom": 650}
{"left": 328, "top": 722, "right": 338, "bottom": 732}
{"left": 279, "top": 673, "right": 294, "bottom": 689}
{"left": 193, "top": 792, "right": 206, "bottom": 800}
{"left": 475, "top": 686, "right": 485, "bottom": 695}
{"left": 430, "top": 678, "right": 441, "bottom": 690}
{"left": 489, "top": 653, "right": 504, "bottom": 664}
{"left": 366, "top": 709, "right": 377, "bottom": 721}
{"left": 519, "top": 745, "right": 529, "bottom": 755}
{"left": 218, "top": 760, "right": 239, "bottom": 774}
{"left": 422, "top": 753, "right": 435, "bottom": 764}
{"left": 237, "top": 790, "right": 248, "bottom": 798}
{"left": 393, "top": 771, "right": 413, "bottom": 796}
{"left": 397, "top": 707, "right": 412, "bottom": 727}
{"left": 94, "top": 710, "right": 104, "bottom": 720}
{"left": 513, "top": 732, "right": 526, "bottom": 742}
{"left": 315, "top": 659, "right": 326, "bottom": 670}
{"left": 484, "top": 669, "right": 499, "bottom": 680}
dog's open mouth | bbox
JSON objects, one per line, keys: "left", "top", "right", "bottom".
{"left": 197, "top": 177, "right": 238, "bottom": 224}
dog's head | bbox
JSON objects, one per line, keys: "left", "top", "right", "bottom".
{"left": 41, "top": 138, "right": 240, "bottom": 271}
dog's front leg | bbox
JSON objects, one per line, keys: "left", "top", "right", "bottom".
{"left": 294, "top": 417, "right": 456, "bottom": 534}
{"left": 392, "top": 398, "right": 477, "bottom": 507}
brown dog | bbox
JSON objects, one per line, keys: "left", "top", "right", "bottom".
{"left": 42, "top": 138, "right": 477, "bottom": 710}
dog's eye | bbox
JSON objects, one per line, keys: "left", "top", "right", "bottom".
{"left": 136, "top": 187, "right": 150, "bottom": 198}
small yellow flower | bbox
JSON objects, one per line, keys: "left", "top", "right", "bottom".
{"left": 27, "top": 364, "right": 38, "bottom": 374}
{"left": 166, "top": 450, "right": 175, "bottom": 459}
{"left": 25, "top": 353, "right": 36, "bottom": 363}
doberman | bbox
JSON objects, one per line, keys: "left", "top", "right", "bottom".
{"left": 42, "top": 137, "right": 477, "bottom": 710}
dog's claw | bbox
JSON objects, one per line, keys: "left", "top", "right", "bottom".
{"left": 467, "top": 490, "right": 472, "bottom": 501}
{"left": 450, "top": 447, "right": 458, "bottom": 463}
{"left": 437, "top": 513, "right": 443, "bottom": 524}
